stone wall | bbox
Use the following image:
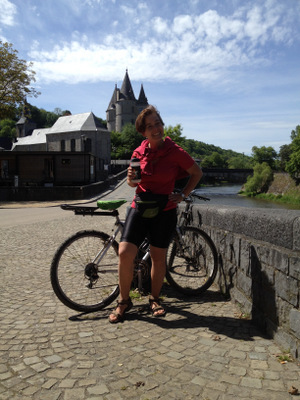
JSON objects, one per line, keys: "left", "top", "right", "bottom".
{"left": 182, "top": 203, "right": 300, "bottom": 360}
{"left": 0, "top": 170, "right": 127, "bottom": 202}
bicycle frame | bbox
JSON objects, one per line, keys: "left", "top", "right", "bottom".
{"left": 92, "top": 223, "right": 123, "bottom": 266}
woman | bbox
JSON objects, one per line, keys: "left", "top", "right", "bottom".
{"left": 109, "top": 105, "right": 202, "bottom": 323}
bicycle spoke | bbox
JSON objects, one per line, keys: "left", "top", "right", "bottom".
{"left": 166, "top": 226, "right": 218, "bottom": 295}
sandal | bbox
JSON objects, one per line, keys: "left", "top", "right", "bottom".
{"left": 149, "top": 296, "right": 166, "bottom": 317}
{"left": 108, "top": 298, "right": 133, "bottom": 324}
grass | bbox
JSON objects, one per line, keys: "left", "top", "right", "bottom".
{"left": 129, "top": 289, "right": 144, "bottom": 300}
{"left": 255, "top": 192, "right": 300, "bottom": 205}
{"left": 276, "top": 349, "right": 294, "bottom": 363}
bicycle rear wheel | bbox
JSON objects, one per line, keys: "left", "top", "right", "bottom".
{"left": 166, "top": 226, "right": 218, "bottom": 295}
{"left": 51, "top": 230, "right": 119, "bottom": 312}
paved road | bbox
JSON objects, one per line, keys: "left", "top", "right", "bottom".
{"left": 0, "top": 179, "right": 135, "bottom": 227}
{"left": 0, "top": 180, "right": 299, "bottom": 399}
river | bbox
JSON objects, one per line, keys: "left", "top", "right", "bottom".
{"left": 194, "top": 184, "right": 300, "bottom": 210}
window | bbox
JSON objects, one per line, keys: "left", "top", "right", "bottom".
{"left": 1, "top": 160, "right": 9, "bottom": 178}
{"left": 71, "top": 139, "right": 76, "bottom": 152}
{"left": 85, "top": 138, "right": 92, "bottom": 153}
{"left": 61, "top": 140, "right": 65, "bottom": 152}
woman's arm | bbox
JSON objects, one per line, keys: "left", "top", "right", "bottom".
{"left": 169, "top": 162, "right": 203, "bottom": 203}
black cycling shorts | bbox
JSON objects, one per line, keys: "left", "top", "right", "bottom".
{"left": 121, "top": 207, "right": 177, "bottom": 249}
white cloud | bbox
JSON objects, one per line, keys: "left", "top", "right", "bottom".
{"left": 27, "top": 1, "right": 296, "bottom": 88}
{"left": 0, "top": 0, "right": 17, "bottom": 26}
{"left": 172, "top": 15, "right": 193, "bottom": 36}
{"left": 153, "top": 17, "right": 169, "bottom": 35}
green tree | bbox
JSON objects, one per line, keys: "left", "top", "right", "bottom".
{"left": 111, "top": 131, "right": 123, "bottom": 159}
{"left": 286, "top": 125, "right": 300, "bottom": 181}
{"left": 120, "top": 123, "right": 144, "bottom": 158}
{"left": 244, "top": 162, "right": 273, "bottom": 194}
{"left": 164, "top": 124, "right": 186, "bottom": 149}
{"left": 227, "top": 155, "right": 253, "bottom": 169}
{"left": 201, "top": 152, "right": 228, "bottom": 168}
{"left": 0, "top": 41, "right": 40, "bottom": 118}
{"left": 111, "top": 124, "right": 143, "bottom": 159}
{"left": 278, "top": 144, "right": 292, "bottom": 171}
{"left": 0, "top": 119, "right": 16, "bottom": 139}
{"left": 251, "top": 146, "right": 277, "bottom": 169}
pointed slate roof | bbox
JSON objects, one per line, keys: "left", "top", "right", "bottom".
{"left": 107, "top": 85, "right": 118, "bottom": 110}
{"left": 120, "top": 69, "right": 136, "bottom": 101}
{"left": 137, "top": 84, "right": 148, "bottom": 105}
{"left": 16, "top": 116, "right": 27, "bottom": 125}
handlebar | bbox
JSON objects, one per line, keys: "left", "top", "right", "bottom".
{"left": 189, "top": 191, "right": 210, "bottom": 202}
{"left": 174, "top": 189, "right": 210, "bottom": 202}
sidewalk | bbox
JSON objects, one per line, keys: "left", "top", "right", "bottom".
{"left": 0, "top": 181, "right": 299, "bottom": 399}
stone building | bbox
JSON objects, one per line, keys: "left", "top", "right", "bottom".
{"left": 106, "top": 70, "right": 148, "bottom": 132}
{"left": 11, "top": 112, "right": 110, "bottom": 182}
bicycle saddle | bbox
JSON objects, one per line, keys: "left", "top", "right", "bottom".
{"left": 97, "top": 199, "right": 127, "bottom": 210}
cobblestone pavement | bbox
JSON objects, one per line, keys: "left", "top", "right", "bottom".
{"left": 0, "top": 180, "right": 299, "bottom": 399}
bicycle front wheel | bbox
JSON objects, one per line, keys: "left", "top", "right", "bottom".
{"left": 51, "top": 230, "right": 119, "bottom": 312}
{"left": 166, "top": 226, "right": 218, "bottom": 295}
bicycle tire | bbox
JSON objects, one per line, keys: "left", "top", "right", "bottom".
{"left": 50, "top": 230, "right": 119, "bottom": 312}
{"left": 166, "top": 226, "right": 218, "bottom": 295}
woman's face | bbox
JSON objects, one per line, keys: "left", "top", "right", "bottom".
{"left": 143, "top": 113, "right": 164, "bottom": 147}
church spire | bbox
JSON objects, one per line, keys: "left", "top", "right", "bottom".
{"left": 120, "top": 69, "right": 136, "bottom": 101}
{"left": 137, "top": 84, "right": 148, "bottom": 105}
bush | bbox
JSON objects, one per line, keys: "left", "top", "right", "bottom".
{"left": 244, "top": 162, "right": 273, "bottom": 194}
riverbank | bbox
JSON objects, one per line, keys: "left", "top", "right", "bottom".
{"left": 261, "top": 173, "right": 300, "bottom": 205}
{"left": 241, "top": 173, "right": 300, "bottom": 207}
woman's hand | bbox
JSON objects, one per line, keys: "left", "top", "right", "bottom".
{"left": 127, "top": 166, "right": 138, "bottom": 187}
{"left": 169, "top": 192, "right": 185, "bottom": 204}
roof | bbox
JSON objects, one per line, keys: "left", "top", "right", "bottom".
{"left": 137, "top": 84, "right": 148, "bottom": 105}
{"left": 16, "top": 116, "right": 27, "bottom": 125}
{"left": 12, "top": 128, "right": 52, "bottom": 149}
{"left": 107, "top": 85, "right": 118, "bottom": 110}
{"left": 120, "top": 70, "right": 136, "bottom": 101}
{"left": 50, "top": 112, "right": 105, "bottom": 133}
{"left": 11, "top": 112, "right": 107, "bottom": 149}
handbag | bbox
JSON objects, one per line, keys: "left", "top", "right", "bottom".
{"left": 134, "top": 192, "right": 169, "bottom": 218}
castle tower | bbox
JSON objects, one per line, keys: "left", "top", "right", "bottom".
{"left": 106, "top": 70, "right": 149, "bottom": 132}
{"left": 15, "top": 101, "right": 36, "bottom": 138}
{"left": 137, "top": 84, "right": 148, "bottom": 114}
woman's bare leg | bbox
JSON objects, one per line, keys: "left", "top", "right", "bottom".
{"left": 109, "top": 242, "right": 137, "bottom": 322}
{"left": 150, "top": 245, "right": 167, "bottom": 316}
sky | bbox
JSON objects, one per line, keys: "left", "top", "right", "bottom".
{"left": 1, "top": 0, "right": 300, "bottom": 155}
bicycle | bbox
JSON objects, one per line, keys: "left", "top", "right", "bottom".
{"left": 50, "top": 190, "right": 218, "bottom": 313}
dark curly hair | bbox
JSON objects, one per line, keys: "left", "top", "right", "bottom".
{"left": 135, "top": 105, "right": 164, "bottom": 134}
